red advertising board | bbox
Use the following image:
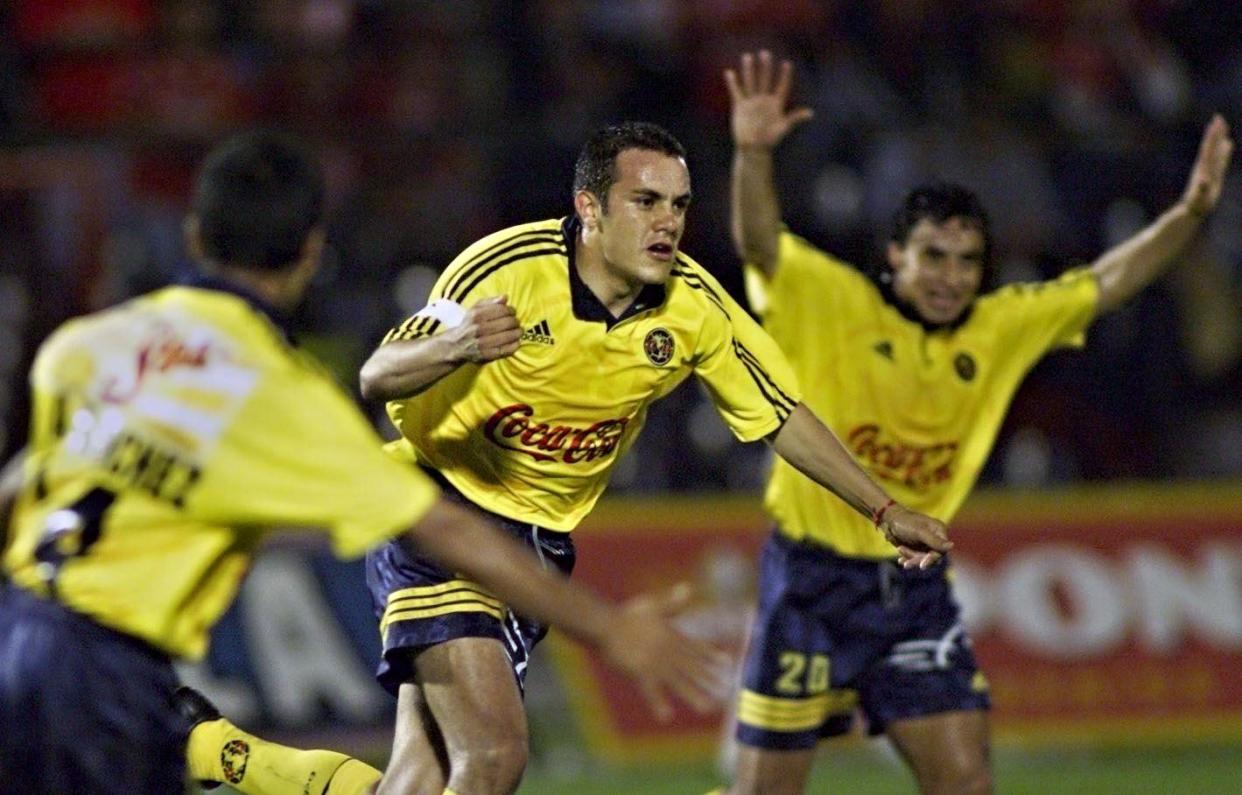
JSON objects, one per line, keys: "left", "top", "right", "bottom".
{"left": 547, "top": 483, "right": 1242, "bottom": 761}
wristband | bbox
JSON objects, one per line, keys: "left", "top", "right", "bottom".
{"left": 871, "top": 498, "right": 897, "bottom": 527}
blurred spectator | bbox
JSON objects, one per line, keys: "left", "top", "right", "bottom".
{"left": 0, "top": 0, "right": 1239, "bottom": 484}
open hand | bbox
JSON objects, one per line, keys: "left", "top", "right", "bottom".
{"left": 724, "top": 50, "right": 814, "bottom": 151}
{"left": 598, "top": 584, "right": 732, "bottom": 721}
{"left": 1182, "top": 114, "right": 1233, "bottom": 217}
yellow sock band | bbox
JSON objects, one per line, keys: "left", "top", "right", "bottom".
{"left": 325, "top": 758, "right": 383, "bottom": 795}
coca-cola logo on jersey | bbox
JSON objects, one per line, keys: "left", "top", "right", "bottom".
{"left": 847, "top": 423, "right": 958, "bottom": 490}
{"left": 483, "top": 403, "right": 629, "bottom": 464}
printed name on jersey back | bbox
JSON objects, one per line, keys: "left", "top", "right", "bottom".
{"left": 483, "top": 403, "right": 629, "bottom": 464}
{"left": 846, "top": 423, "right": 958, "bottom": 490}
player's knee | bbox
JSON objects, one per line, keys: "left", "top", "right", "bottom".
{"left": 448, "top": 737, "right": 528, "bottom": 795}
{"left": 920, "top": 757, "right": 991, "bottom": 795}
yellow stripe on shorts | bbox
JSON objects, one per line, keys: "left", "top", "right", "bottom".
{"left": 379, "top": 580, "right": 505, "bottom": 637}
{"left": 736, "top": 688, "right": 859, "bottom": 732}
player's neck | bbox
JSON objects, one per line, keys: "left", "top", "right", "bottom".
{"left": 573, "top": 240, "right": 642, "bottom": 317}
{"left": 207, "top": 263, "right": 301, "bottom": 312}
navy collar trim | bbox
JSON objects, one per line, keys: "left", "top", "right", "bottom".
{"left": 561, "top": 216, "right": 667, "bottom": 330}
{"left": 178, "top": 269, "right": 297, "bottom": 342}
{"left": 871, "top": 268, "right": 974, "bottom": 333}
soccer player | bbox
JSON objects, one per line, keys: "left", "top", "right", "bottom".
{"left": 0, "top": 131, "right": 729, "bottom": 795}
{"left": 188, "top": 120, "right": 952, "bottom": 795}
{"left": 720, "top": 50, "right": 1233, "bottom": 795}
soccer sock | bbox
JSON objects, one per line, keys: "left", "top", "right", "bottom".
{"left": 443, "top": 790, "right": 461, "bottom": 795}
{"left": 324, "top": 758, "right": 384, "bottom": 795}
{"left": 186, "top": 717, "right": 382, "bottom": 795}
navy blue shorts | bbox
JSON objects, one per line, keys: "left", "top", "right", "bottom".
{"left": 735, "top": 531, "right": 989, "bottom": 750}
{"left": 0, "top": 583, "right": 189, "bottom": 794}
{"left": 366, "top": 474, "right": 575, "bottom": 697}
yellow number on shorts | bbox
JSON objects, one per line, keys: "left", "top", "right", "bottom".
{"left": 776, "top": 651, "right": 831, "bottom": 695}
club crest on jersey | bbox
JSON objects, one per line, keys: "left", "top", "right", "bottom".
{"left": 954, "top": 352, "right": 977, "bottom": 381}
{"left": 521, "top": 319, "right": 555, "bottom": 346}
{"left": 220, "top": 738, "right": 250, "bottom": 784}
{"left": 643, "top": 328, "right": 675, "bottom": 366}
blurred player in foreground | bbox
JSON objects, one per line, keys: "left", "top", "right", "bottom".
{"left": 718, "top": 50, "right": 1233, "bottom": 795}
{"left": 188, "top": 120, "right": 951, "bottom": 795}
{"left": 0, "top": 131, "right": 727, "bottom": 795}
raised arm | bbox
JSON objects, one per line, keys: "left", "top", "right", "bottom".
{"left": 1091, "top": 115, "right": 1233, "bottom": 315}
{"left": 359, "top": 296, "right": 522, "bottom": 401}
{"left": 770, "top": 404, "right": 952, "bottom": 569}
{"left": 402, "top": 498, "right": 726, "bottom": 719}
{"left": 725, "top": 50, "right": 814, "bottom": 276}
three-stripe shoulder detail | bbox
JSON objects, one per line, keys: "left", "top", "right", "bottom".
{"left": 732, "top": 338, "right": 798, "bottom": 422}
{"left": 382, "top": 315, "right": 443, "bottom": 345}
{"left": 671, "top": 259, "right": 727, "bottom": 315}
{"left": 442, "top": 227, "right": 566, "bottom": 304}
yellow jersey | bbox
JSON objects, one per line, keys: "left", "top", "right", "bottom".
{"left": 382, "top": 217, "right": 801, "bottom": 531}
{"left": 746, "top": 231, "right": 1099, "bottom": 558}
{"left": 3, "top": 280, "right": 439, "bottom": 658}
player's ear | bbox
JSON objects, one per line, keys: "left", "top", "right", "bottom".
{"left": 574, "top": 190, "right": 603, "bottom": 231}
{"left": 885, "top": 240, "right": 905, "bottom": 274}
{"left": 183, "top": 215, "right": 205, "bottom": 261}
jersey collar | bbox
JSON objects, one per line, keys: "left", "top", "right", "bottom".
{"left": 178, "top": 268, "right": 297, "bottom": 343}
{"left": 561, "top": 216, "right": 667, "bottom": 329}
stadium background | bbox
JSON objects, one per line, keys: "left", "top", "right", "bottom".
{"left": 1, "top": 1, "right": 1240, "bottom": 792}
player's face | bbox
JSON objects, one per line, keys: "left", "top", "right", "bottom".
{"left": 886, "top": 216, "right": 985, "bottom": 325}
{"left": 596, "top": 148, "right": 692, "bottom": 288}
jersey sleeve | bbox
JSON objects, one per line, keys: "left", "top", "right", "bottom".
{"left": 982, "top": 266, "right": 1099, "bottom": 356}
{"left": 381, "top": 222, "right": 561, "bottom": 344}
{"left": 190, "top": 360, "right": 440, "bottom": 559}
{"left": 687, "top": 264, "right": 802, "bottom": 442}
{"left": 744, "top": 231, "right": 865, "bottom": 359}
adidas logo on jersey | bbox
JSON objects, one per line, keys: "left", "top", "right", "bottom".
{"left": 521, "top": 319, "right": 555, "bottom": 345}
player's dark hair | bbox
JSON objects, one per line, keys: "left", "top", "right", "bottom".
{"left": 192, "top": 131, "right": 324, "bottom": 272}
{"left": 573, "top": 121, "right": 686, "bottom": 212}
{"left": 888, "top": 182, "right": 995, "bottom": 290}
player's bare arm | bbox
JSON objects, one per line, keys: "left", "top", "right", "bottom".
{"left": 1091, "top": 114, "right": 1233, "bottom": 315}
{"left": 359, "top": 295, "right": 522, "bottom": 401}
{"left": 401, "top": 498, "right": 728, "bottom": 719}
{"left": 769, "top": 404, "right": 952, "bottom": 569}
{"left": 725, "top": 50, "right": 814, "bottom": 275}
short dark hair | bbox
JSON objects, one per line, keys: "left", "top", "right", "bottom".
{"left": 889, "top": 182, "right": 995, "bottom": 289}
{"left": 572, "top": 122, "right": 686, "bottom": 210}
{"left": 192, "top": 131, "right": 324, "bottom": 271}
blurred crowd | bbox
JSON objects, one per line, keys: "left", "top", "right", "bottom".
{"left": 2, "top": 0, "right": 1241, "bottom": 491}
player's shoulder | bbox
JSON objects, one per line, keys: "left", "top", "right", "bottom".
{"left": 457, "top": 217, "right": 565, "bottom": 258}
{"left": 439, "top": 218, "right": 569, "bottom": 302}
{"left": 976, "top": 266, "right": 1096, "bottom": 310}
{"left": 669, "top": 252, "right": 731, "bottom": 316}
{"left": 777, "top": 229, "right": 871, "bottom": 288}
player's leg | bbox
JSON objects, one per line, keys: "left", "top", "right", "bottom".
{"left": 886, "top": 709, "right": 991, "bottom": 795}
{"left": 373, "top": 681, "right": 448, "bottom": 795}
{"left": 0, "top": 584, "right": 186, "bottom": 794}
{"left": 387, "top": 637, "right": 530, "bottom": 795}
{"left": 726, "top": 533, "right": 864, "bottom": 795}
{"left": 368, "top": 517, "right": 572, "bottom": 795}
{"left": 857, "top": 560, "right": 992, "bottom": 795}
{"left": 178, "top": 685, "right": 383, "bottom": 795}
{"left": 729, "top": 746, "right": 817, "bottom": 795}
